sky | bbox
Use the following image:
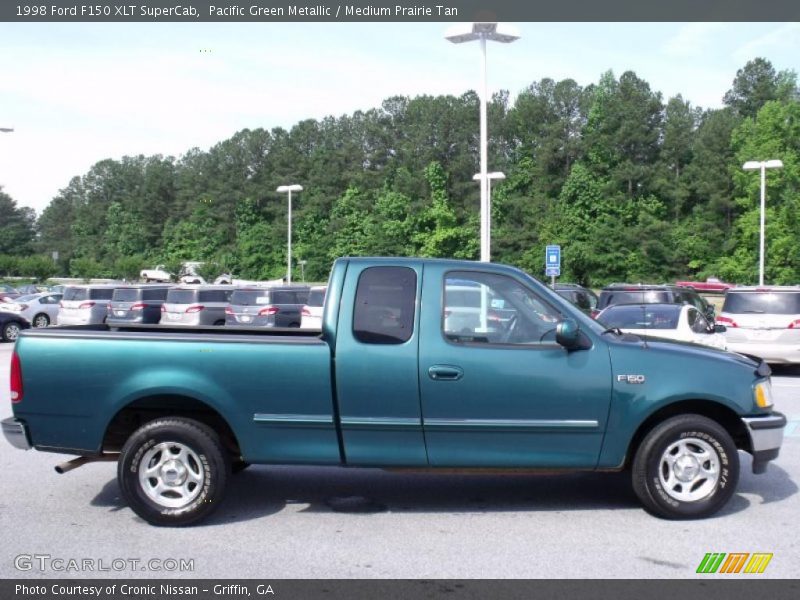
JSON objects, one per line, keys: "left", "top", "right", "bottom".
{"left": 1, "top": 21, "right": 799, "bottom": 215}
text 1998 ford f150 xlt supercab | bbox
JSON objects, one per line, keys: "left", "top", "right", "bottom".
{"left": 3, "top": 258, "right": 786, "bottom": 525}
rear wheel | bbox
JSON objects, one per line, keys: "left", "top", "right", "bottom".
{"left": 118, "top": 417, "right": 230, "bottom": 526}
{"left": 32, "top": 313, "right": 50, "bottom": 328}
{"left": 632, "top": 414, "right": 738, "bottom": 519}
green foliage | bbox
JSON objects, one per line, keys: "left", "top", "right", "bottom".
{"left": 18, "top": 255, "right": 58, "bottom": 282}
{"left": 70, "top": 257, "right": 106, "bottom": 281}
{"left": 0, "top": 188, "right": 36, "bottom": 255}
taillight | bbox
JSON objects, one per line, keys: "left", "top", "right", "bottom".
{"left": 10, "top": 351, "right": 23, "bottom": 404}
{"left": 185, "top": 305, "right": 204, "bottom": 313}
{"left": 788, "top": 320, "right": 800, "bottom": 329}
{"left": 301, "top": 307, "right": 311, "bottom": 317}
{"left": 130, "top": 303, "right": 147, "bottom": 311}
{"left": 225, "top": 306, "right": 234, "bottom": 315}
{"left": 716, "top": 316, "right": 738, "bottom": 328}
{"left": 258, "top": 306, "right": 279, "bottom": 316}
{"left": 78, "top": 302, "right": 95, "bottom": 309}
{"left": 161, "top": 305, "right": 166, "bottom": 312}
{"left": 590, "top": 309, "right": 600, "bottom": 319}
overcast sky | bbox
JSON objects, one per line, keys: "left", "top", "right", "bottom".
{"left": 1, "top": 22, "right": 799, "bottom": 214}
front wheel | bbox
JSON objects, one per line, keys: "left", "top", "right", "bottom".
{"left": 118, "top": 418, "right": 230, "bottom": 526}
{"left": 632, "top": 414, "right": 738, "bottom": 519}
{"left": 2, "top": 321, "right": 21, "bottom": 342}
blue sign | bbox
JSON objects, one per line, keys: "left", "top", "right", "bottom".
{"left": 545, "top": 245, "right": 561, "bottom": 277}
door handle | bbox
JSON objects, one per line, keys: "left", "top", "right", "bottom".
{"left": 428, "top": 365, "right": 464, "bottom": 381}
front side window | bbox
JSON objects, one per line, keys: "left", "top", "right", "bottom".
{"left": 353, "top": 267, "right": 416, "bottom": 344}
{"left": 444, "top": 272, "right": 561, "bottom": 345}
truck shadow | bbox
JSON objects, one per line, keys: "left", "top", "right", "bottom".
{"left": 89, "top": 458, "right": 796, "bottom": 525}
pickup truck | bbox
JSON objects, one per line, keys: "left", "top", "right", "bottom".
{"left": 3, "top": 258, "right": 786, "bottom": 526}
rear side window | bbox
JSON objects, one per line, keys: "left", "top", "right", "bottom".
{"left": 167, "top": 290, "right": 198, "bottom": 304}
{"left": 601, "top": 290, "right": 671, "bottom": 308}
{"left": 272, "top": 291, "right": 301, "bottom": 304}
{"left": 89, "top": 288, "right": 114, "bottom": 300}
{"left": 601, "top": 305, "right": 681, "bottom": 329}
{"left": 723, "top": 292, "right": 800, "bottom": 315}
{"left": 353, "top": 267, "right": 416, "bottom": 344}
{"left": 113, "top": 289, "right": 141, "bottom": 302}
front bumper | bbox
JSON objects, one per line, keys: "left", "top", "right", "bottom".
{"left": 2, "top": 417, "right": 31, "bottom": 450}
{"left": 742, "top": 412, "right": 786, "bottom": 474}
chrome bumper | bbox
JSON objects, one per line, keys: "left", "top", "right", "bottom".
{"left": 2, "top": 417, "right": 31, "bottom": 450}
{"left": 742, "top": 412, "right": 786, "bottom": 474}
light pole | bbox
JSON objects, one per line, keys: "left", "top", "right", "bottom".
{"left": 743, "top": 160, "right": 783, "bottom": 285}
{"left": 446, "top": 23, "right": 519, "bottom": 262}
{"left": 472, "top": 171, "right": 505, "bottom": 260}
{"left": 298, "top": 260, "right": 307, "bottom": 283}
{"left": 276, "top": 184, "right": 303, "bottom": 284}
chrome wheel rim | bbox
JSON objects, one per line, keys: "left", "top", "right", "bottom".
{"left": 33, "top": 315, "right": 48, "bottom": 328}
{"left": 659, "top": 437, "right": 720, "bottom": 502}
{"left": 138, "top": 442, "right": 205, "bottom": 508}
{"left": 5, "top": 323, "right": 20, "bottom": 341}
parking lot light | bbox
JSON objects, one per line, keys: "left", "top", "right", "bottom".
{"left": 743, "top": 160, "right": 784, "bottom": 286}
{"left": 276, "top": 184, "right": 303, "bottom": 284}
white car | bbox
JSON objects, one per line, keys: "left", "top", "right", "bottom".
{"left": 718, "top": 286, "right": 800, "bottom": 364}
{"left": 597, "top": 303, "right": 727, "bottom": 350}
{"left": 0, "top": 292, "right": 62, "bottom": 328}
{"left": 300, "top": 286, "right": 326, "bottom": 329}
{"left": 140, "top": 264, "right": 173, "bottom": 282}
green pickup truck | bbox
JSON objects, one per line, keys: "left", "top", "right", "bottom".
{"left": 3, "top": 258, "right": 786, "bottom": 526}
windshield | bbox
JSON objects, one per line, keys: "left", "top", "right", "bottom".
{"left": 723, "top": 291, "right": 800, "bottom": 315}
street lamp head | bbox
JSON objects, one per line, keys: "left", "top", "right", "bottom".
{"left": 445, "top": 22, "right": 520, "bottom": 44}
{"left": 276, "top": 184, "right": 303, "bottom": 193}
{"left": 765, "top": 160, "right": 784, "bottom": 169}
{"left": 0, "top": 127, "right": 14, "bottom": 133}
{"left": 473, "top": 172, "right": 506, "bottom": 181}
{"left": 742, "top": 161, "right": 760, "bottom": 170}
{"left": 743, "top": 160, "right": 784, "bottom": 170}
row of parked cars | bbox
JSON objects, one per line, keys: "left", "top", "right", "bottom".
{"left": 0, "top": 282, "right": 328, "bottom": 342}
{"left": 554, "top": 281, "right": 800, "bottom": 364}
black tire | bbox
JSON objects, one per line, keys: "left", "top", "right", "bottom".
{"left": 2, "top": 321, "right": 21, "bottom": 342}
{"left": 118, "top": 417, "right": 230, "bottom": 526}
{"left": 32, "top": 313, "right": 50, "bottom": 328}
{"left": 231, "top": 460, "right": 251, "bottom": 474}
{"left": 214, "top": 320, "right": 225, "bottom": 326}
{"left": 632, "top": 414, "right": 738, "bottom": 519}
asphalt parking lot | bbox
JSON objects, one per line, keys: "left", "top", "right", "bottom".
{"left": 0, "top": 342, "right": 797, "bottom": 579}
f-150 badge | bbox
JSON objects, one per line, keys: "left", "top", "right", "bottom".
{"left": 617, "top": 374, "right": 646, "bottom": 384}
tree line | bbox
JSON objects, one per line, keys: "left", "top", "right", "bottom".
{"left": 1, "top": 57, "right": 799, "bottom": 285}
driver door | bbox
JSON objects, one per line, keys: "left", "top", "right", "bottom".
{"left": 418, "top": 266, "right": 612, "bottom": 468}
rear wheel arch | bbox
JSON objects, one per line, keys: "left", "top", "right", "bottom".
{"left": 102, "top": 394, "right": 243, "bottom": 461}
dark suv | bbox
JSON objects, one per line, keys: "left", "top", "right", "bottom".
{"left": 553, "top": 283, "right": 598, "bottom": 315}
{"left": 106, "top": 284, "right": 173, "bottom": 325}
{"left": 595, "top": 283, "right": 715, "bottom": 323}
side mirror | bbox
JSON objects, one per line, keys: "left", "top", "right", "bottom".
{"left": 556, "top": 318, "right": 581, "bottom": 349}
{"left": 714, "top": 323, "right": 727, "bottom": 333}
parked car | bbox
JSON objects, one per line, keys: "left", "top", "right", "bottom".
{"left": 554, "top": 283, "right": 598, "bottom": 315}
{"left": 14, "top": 284, "right": 47, "bottom": 295}
{"left": 675, "top": 277, "right": 735, "bottom": 293}
{"left": 0, "top": 310, "right": 30, "bottom": 342}
{"left": 718, "top": 286, "right": 800, "bottom": 364}
{"left": 300, "top": 286, "right": 327, "bottom": 329}
{"left": 106, "top": 284, "right": 173, "bottom": 326}
{"left": 596, "top": 303, "right": 727, "bottom": 350}
{"left": 595, "top": 283, "right": 715, "bottom": 323}
{"left": 0, "top": 292, "right": 63, "bottom": 328}
{"left": 225, "top": 286, "right": 310, "bottom": 328}
{"left": 57, "top": 284, "right": 120, "bottom": 326}
{"left": 161, "top": 285, "right": 234, "bottom": 326}
{"left": 0, "top": 284, "right": 19, "bottom": 302}
{"left": 140, "top": 265, "right": 173, "bottom": 283}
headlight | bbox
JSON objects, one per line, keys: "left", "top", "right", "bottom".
{"left": 754, "top": 380, "right": 774, "bottom": 409}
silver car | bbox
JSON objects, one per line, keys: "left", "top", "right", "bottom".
{"left": 160, "top": 285, "right": 234, "bottom": 326}
{"left": 225, "top": 286, "right": 310, "bottom": 328}
{"left": 58, "top": 284, "right": 119, "bottom": 326}
{"left": 720, "top": 286, "right": 800, "bottom": 364}
{"left": 0, "top": 292, "right": 63, "bottom": 328}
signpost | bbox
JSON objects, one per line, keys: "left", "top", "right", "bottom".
{"left": 545, "top": 245, "right": 561, "bottom": 286}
